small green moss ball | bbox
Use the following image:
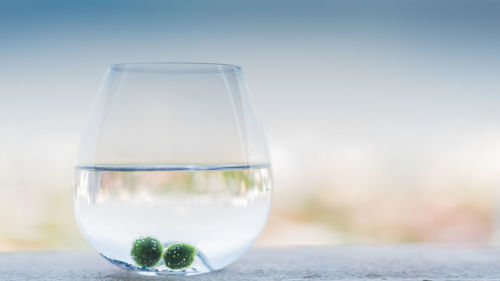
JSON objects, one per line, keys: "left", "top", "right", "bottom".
{"left": 163, "top": 243, "right": 196, "bottom": 269}
{"left": 130, "top": 237, "right": 163, "bottom": 267}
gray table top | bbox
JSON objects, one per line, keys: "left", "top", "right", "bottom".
{"left": 1, "top": 245, "right": 500, "bottom": 280}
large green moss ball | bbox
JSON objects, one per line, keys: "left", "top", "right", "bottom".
{"left": 163, "top": 243, "right": 196, "bottom": 269}
{"left": 130, "top": 237, "right": 163, "bottom": 267}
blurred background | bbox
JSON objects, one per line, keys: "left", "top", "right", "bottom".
{"left": 1, "top": 0, "right": 500, "bottom": 251}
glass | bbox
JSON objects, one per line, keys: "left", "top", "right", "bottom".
{"left": 73, "top": 62, "right": 272, "bottom": 276}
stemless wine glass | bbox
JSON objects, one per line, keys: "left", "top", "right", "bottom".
{"left": 73, "top": 62, "right": 272, "bottom": 276}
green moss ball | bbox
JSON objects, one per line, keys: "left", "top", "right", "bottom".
{"left": 163, "top": 243, "right": 196, "bottom": 269}
{"left": 130, "top": 237, "right": 163, "bottom": 267}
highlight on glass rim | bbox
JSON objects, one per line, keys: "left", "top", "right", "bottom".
{"left": 2, "top": 0, "right": 500, "bottom": 279}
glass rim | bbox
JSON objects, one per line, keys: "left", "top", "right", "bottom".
{"left": 108, "top": 62, "right": 242, "bottom": 74}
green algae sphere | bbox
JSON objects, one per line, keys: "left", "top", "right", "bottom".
{"left": 130, "top": 237, "right": 163, "bottom": 267}
{"left": 164, "top": 243, "right": 197, "bottom": 269}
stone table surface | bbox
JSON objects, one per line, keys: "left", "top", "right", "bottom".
{"left": 2, "top": 245, "right": 500, "bottom": 280}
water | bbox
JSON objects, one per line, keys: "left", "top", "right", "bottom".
{"left": 74, "top": 164, "right": 272, "bottom": 276}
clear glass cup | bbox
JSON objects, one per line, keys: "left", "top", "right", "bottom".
{"left": 73, "top": 62, "right": 272, "bottom": 276}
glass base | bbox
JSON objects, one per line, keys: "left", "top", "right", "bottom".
{"left": 100, "top": 252, "right": 215, "bottom": 276}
